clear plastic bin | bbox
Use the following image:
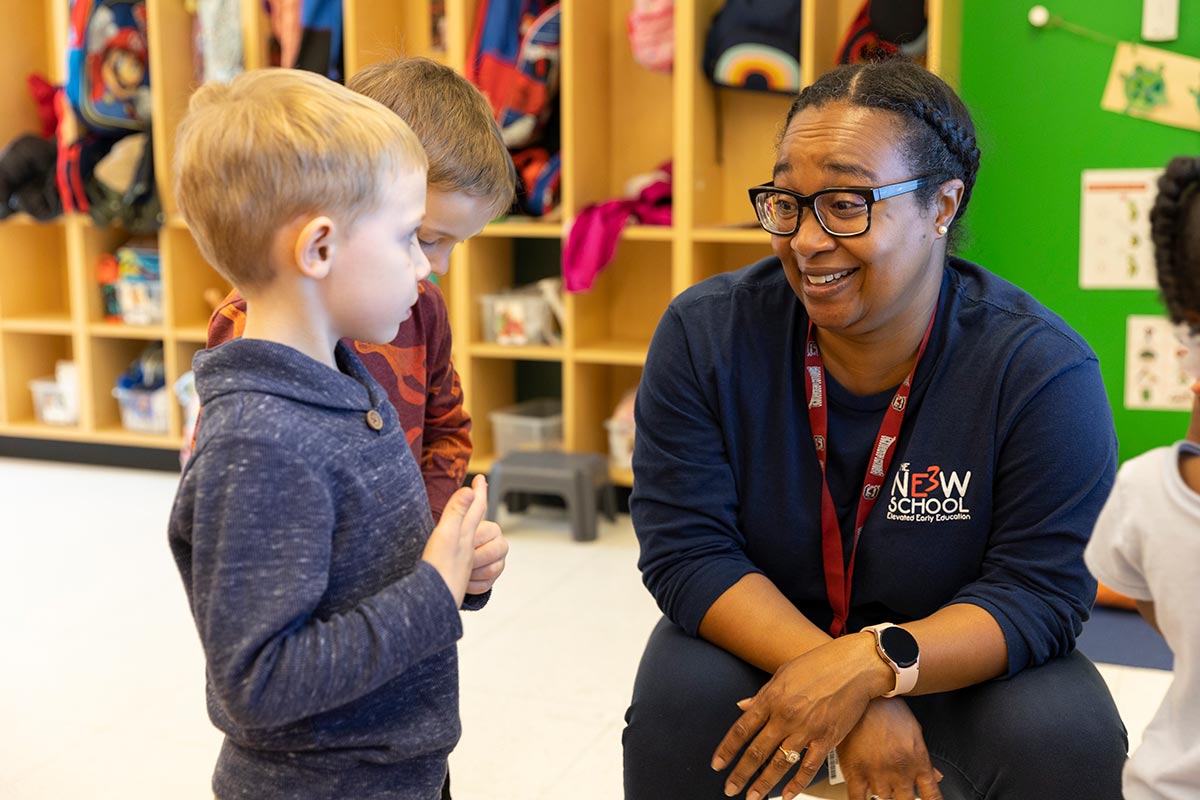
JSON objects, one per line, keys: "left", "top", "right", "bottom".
{"left": 113, "top": 386, "right": 169, "bottom": 434}
{"left": 480, "top": 292, "right": 555, "bottom": 345}
{"left": 30, "top": 377, "right": 78, "bottom": 426}
{"left": 605, "top": 418, "right": 635, "bottom": 470}
{"left": 490, "top": 398, "right": 563, "bottom": 456}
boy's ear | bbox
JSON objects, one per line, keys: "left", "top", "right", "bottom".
{"left": 294, "top": 216, "right": 336, "bottom": 279}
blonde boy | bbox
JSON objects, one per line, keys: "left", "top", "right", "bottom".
{"left": 168, "top": 69, "right": 493, "bottom": 800}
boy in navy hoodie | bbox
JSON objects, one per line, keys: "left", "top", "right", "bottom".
{"left": 167, "top": 68, "right": 501, "bottom": 800}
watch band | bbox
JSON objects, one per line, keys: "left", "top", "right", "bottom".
{"left": 863, "top": 622, "right": 920, "bottom": 697}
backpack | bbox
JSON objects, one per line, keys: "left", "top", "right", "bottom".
{"left": 66, "top": 0, "right": 151, "bottom": 136}
{"left": 467, "top": 0, "right": 561, "bottom": 150}
{"left": 838, "top": 0, "right": 927, "bottom": 65}
{"left": 702, "top": 0, "right": 801, "bottom": 94}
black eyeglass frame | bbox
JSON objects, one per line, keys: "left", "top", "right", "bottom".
{"left": 747, "top": 177, "right": 933, "bottom": 238}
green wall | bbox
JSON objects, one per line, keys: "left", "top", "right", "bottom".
{"left": 958, "top": 1, "right": 1199, "bottom": 462}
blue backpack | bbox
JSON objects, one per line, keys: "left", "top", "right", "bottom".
{"left": 66, "top": 0, "right": 151, "bottom": 136}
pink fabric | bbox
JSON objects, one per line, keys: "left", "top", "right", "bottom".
{"left": 562, "top": 165, "right": 672, "bottom": 293}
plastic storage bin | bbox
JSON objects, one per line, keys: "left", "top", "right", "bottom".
{"left": 480, "top": 292, "right": 556, "bottom": 345}
{"left": 30, "top": 378, "right": 77, "bottom": 425}
{"left": 28, "top": 360, "right": 79, "bottom": 426}
{"left": 605, "top": 418, "right": 635, "bottom": 470}
{"left": 113, "top": 386, "right": 169, "bottom": 434}
{"left": 490, "top": 398, "right": 563, "bottom": 456}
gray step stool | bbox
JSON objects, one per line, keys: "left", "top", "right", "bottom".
{"left": 487, "top": 450, "right": 618, "bottom": 542}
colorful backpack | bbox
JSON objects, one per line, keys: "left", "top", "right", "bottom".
{"left": 702, "top": 0, "right": 801, "bottom": 94}
{"left": 467, "top": 0, "right": 561, "bottom": 150}
{"left": 66, "top": 0, "right": 151, "bottom": 136}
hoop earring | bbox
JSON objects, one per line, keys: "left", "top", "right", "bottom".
{"left": 936, "top": 225, "right": 948, "bottom": 236}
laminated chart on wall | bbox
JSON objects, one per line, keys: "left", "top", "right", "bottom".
{"left": 1125, "top": 315, "right": 1194, "bottom": 411}
{"left": 1101, "top": 42, "right": 1200, "bottom": 133}
{"left": 1079, "top": 168, "right": 1161, "bottom": 289}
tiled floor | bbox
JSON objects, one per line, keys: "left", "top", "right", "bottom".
{"left": 0, "top": 457, "right": 1174, "bottom": 800}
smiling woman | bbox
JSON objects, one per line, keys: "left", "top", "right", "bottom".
{"left": 624, "top": 59, "right": 1127, "bottom": 800}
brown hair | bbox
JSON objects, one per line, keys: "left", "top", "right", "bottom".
{"left": 348, "top": 57, "right": 515, "bottom": 217}
{"left": 174, "top": 68, "right": 426, "bottom": 289}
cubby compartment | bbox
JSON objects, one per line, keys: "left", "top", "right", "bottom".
{"left": 1, "top": 333, "right": 76, "bottom": 427}
{"left": 147, "top": 0, "right": 200, "bottom": 219}
{"left": 463, "top": 357, "right": 562, "bottom": 471}
{"left": 89, "top": 337, "right": 171, "bottom": 440}
{"left": 162, "top": 226, "right": 231, "bottom": 339}
{"left": 571, "top": 362, "right": 642, "bottom": 485}
{"left": 570, "top": 240, "right": 671, "bottom": 361}
{"left": 0, "top": 225, "right": 71, "bottom": 326}
{"left": 691, "top": 239, "right": 775, "bottom": 285}
{"left": 690, "top": 87, "right": 794, "bottom": 231}
{"left": 0, "top": 4, "right": 55, "bottom": 148}
{"left": 81, "top": 223, "right": 143, "bottom": 328}
{"left": 562, "top": 1, "right": 674, "bottom": 218}
{"left": 462, "top": 236, "right": 564, "bottom": 352}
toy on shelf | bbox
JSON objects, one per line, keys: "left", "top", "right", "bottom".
{"left": 97, "top": 239, "right": 161, "bottom": 325}
{"left": 480, "top": 277, "right": 564, "bottom": 345}
{"left": 112, "top": 341, "right": 168, "bottom": 433}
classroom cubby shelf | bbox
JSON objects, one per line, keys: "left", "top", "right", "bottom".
{"left": 0, "top": 1, "right": 960, "bottom": 485}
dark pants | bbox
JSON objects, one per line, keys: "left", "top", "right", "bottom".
{"left": 623, "top": 618, "right": 1127, "bottom": 799}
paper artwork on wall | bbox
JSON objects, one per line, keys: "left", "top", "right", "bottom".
{"left": 1079, "top": 169, "right": 1162, "bottom": 289}
{"left": 1101, "top": 41, "right": 1200, "bottom": 132}
{"left": 1124, "top": 315, "right": 1194, "bottom": 411}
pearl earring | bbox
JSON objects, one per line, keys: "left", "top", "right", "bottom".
{"left": 936, "top": 224, "right": 948, "bottom": 236}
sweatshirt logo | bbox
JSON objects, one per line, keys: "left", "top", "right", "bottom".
{"left": 886, "top": 462, "right": 973, "bottom": 523}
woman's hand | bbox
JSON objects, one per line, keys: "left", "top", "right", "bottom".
{"left": 710, "top": 633, "right": 893, "bottom": 800}
{"left": 836, "top": 697, "right": 943, "bottom": 800}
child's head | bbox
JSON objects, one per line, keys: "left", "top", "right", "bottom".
{"left": 348, "top": 57, "right": 516, "bottom": 274}
{"left": 1152, "top": 156, "right": 1200, "bottom": 336}
{"left": 174, "top": 68, "right": 427, "bottom": 293}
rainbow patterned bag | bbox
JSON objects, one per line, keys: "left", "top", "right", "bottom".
{"left": 702, "top": 0, "right": 801, "bottom": 94}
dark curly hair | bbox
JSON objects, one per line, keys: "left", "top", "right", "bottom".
{"left": 1150, "top": 156, "right": 1200, "bottom": 336}
{"left": 780, "top": 59, "right": 980, "bottom": 249}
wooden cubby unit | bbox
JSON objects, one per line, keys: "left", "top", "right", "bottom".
{"left": 0, "top": 0, "right": 960, "bottom": 481}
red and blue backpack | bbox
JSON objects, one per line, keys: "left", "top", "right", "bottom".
{"left": 66, "top": 0, "right": 151, "bottom": 136}
{"left": 466, "top": 0, "right": 561, "bottom": 150}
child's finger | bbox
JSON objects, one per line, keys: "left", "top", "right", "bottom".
{"left": 439, "top": 486, "right": 477, "bottom": 528}
{"left": 460, "top": 475, "right": 488, "bottom": 538}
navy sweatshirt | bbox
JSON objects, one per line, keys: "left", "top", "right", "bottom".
{"left": 169, "top": 339, "right": 461, "bottom": 800}
{"left": 631, "top": 257, "right": 1117, "bottom": 676}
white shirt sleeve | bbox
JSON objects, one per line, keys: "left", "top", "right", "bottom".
{"left": 1084, "top": 459, "right": 1153, "bottom": 601}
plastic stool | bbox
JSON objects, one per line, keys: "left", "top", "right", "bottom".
{"left": 487, "top": 451, "right": 618, "bottom": 541}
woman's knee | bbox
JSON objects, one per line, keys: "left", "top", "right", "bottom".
{"left": 624, "top": 619, "right": 769, "bottom": 797}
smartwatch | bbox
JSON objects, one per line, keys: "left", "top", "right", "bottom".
{"left": 862, "top": 623, "right": 920, "bottom": 697}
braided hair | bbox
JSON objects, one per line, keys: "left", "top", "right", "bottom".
{"left": 1150, "top": 156, "right": 1200, "bottom": 336}
{"left": 780, "top": 59, "right": 981, "bottom": 248}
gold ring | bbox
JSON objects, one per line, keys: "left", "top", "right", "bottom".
{"left": 778, "top": 746, "right": 801, "bottom": 764}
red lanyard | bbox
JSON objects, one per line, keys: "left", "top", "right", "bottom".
{"left": 805, "top": 313, "right": 935, "bottom": 637}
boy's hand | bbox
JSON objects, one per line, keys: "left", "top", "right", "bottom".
{"left": 467, "top": 520, "right": 509, "bottom": 595}
{"left": 422, "top": 475, "right": 488, "bottom": 607}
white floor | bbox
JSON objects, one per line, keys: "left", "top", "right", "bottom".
{"left": 0, "top": 457, "right": 1175, "bottom": 800}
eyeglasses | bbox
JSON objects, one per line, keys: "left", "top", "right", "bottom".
{"left": 747, "top": 177, "right": 932, "bottom": 238}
